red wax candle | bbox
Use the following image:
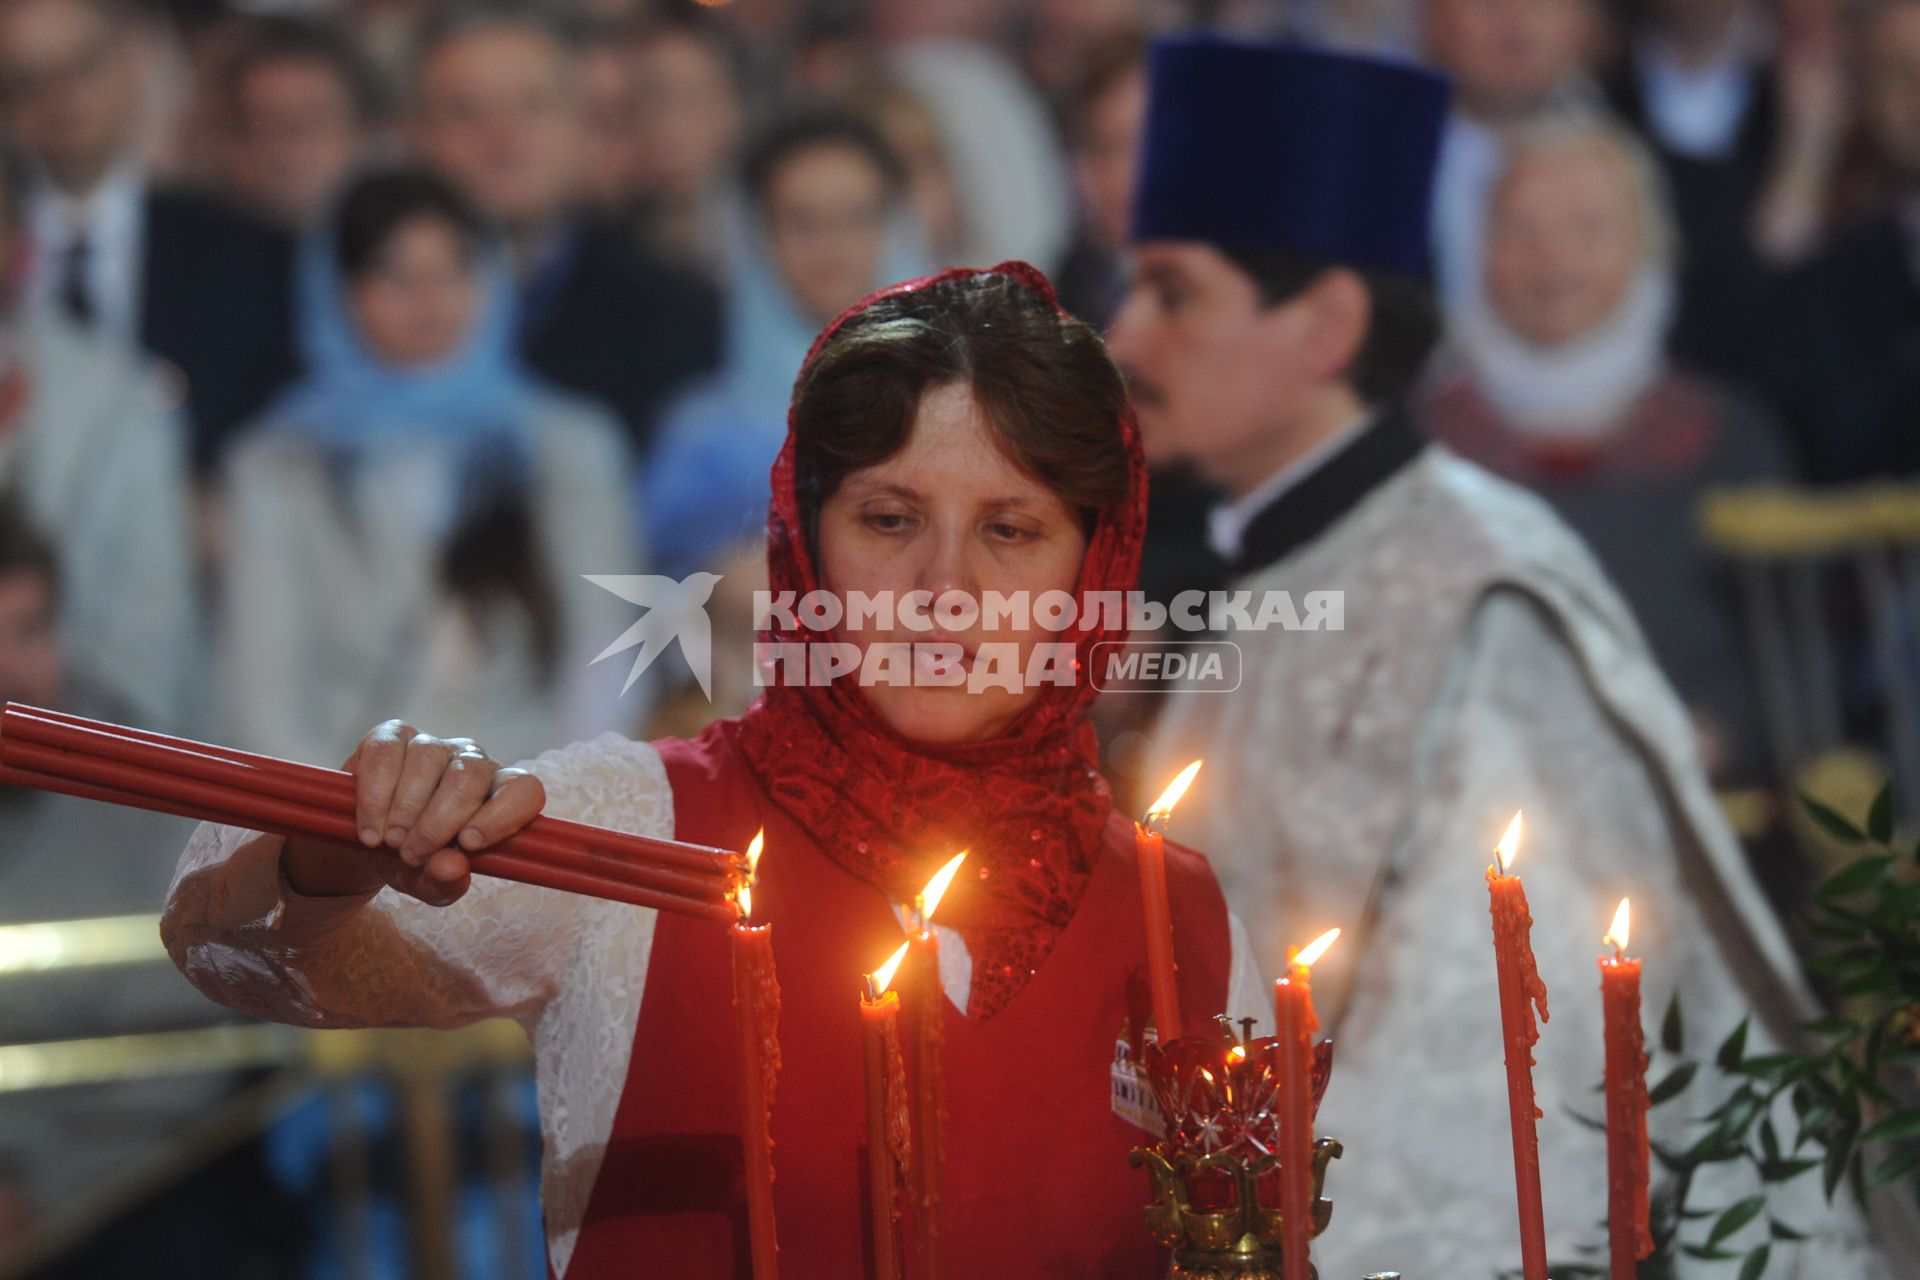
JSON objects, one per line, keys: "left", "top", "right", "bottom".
{"left": 732, "top": 833, "right": 780, "bottom": 1278}
{"left": 1136, "top": 761, "right": 1202, "bottom": 1044}
{"left": 1273, "top": 928, "right": 1338, "bottom": 1280}
{"left": 1600, "top": 898, "right": 1651, "bottom": 1280}
{"left": 862, "top": 943, "right": 910, "bottom": 1280}
{"left": 1487, "top": 813, "right": 1550, "bottom": 1280}
{"left": 903, "top": 853, "right": 966, "bottom": 1280}
{"left": 904, "top": 920, "right": 944, "bottom": 1280}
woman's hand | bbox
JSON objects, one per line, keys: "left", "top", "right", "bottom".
{"left": 280, "top": 720, "right": 547, "bottom": 907}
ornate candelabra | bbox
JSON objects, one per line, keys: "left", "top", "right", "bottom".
{"left": 1127, "top": 1024, "right": 1342, "bottom": 1279}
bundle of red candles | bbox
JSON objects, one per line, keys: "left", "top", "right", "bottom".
{"left": 0, "top": 702, "right": 746, "bottom": 924}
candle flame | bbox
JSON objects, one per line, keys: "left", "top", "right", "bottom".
{"left": 1293, "top": 927, "right": 1340, "bottom": 970}
{"left": 919, "top": 850, "right": 968, "bottom": 922}
{"left": 1604, "top": 897, "right": 1631, "bottom": 953}
{"left": 1145, "top": 760, "right": 1203, "bottom": 823}
{"left": 869, "top": 941, "right": 910, "bottom": 996}
{"left": 736, "top": 829, "right": 766, "bottom": 920}
{"left": 1228, "top": 1044, "right": 1247, "bottom": 1061}
{"left": 1494, "top": 811, "right": 1524, "bottom": 875}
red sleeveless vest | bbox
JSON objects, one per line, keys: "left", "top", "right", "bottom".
{"left": 555, "top": 723, "right": 1232, "bottom": 1278}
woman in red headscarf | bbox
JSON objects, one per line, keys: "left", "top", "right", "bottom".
{"left": 162, "top": 265, "right": 1265, "bottom": 1277}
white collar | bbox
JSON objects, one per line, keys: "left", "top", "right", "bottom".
{"left": 1640, "top": 10, "right": 1769, "bottom": 81}
{"left": 1452, "top": 265, "right": 1676, "bottom": 437}
{"left": 1206, "top": 412, "right": 1375, "bottom": 563}
{"left": 29, "top": 157, "right": 144, "bottom": 247}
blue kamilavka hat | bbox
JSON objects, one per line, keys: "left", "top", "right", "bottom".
{"left": 1132, "top": 33, "right": 1451, "bottom": 280}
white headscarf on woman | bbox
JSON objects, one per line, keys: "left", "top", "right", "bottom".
{"left": 1447, "top": 118, "right": 1681, "bottom": 439}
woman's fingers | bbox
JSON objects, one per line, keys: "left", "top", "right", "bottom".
{"left": 381, "top": 734, "right": 455, "bottom": 851}
{"left": 380, "top": 847, "right": 472, "bottom": 908}
{"left": 352, "top": 720, "right": 418, "bottom": 847}
{"left": 337, "top": 720, "right": 508, "bottom": 901}
{"left": 457, "top": 768, "right": 546, "bottom": 851}
{"left": 394, "top": 739, "right": 493, "bottom": 863}
{"left": 380, "top": 734, "right": 460, "bottom": 859}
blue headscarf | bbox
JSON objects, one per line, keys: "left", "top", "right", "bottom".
{"left": 262, "top": 223, "right": 538, "bottom": 489}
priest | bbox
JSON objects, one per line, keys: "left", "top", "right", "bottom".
{"left": 1118, "top": 34, "right": 1890, "bottom": 1277}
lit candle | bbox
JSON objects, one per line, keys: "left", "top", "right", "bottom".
{"left": 905, "top": 851, "right": 966, "bottom": 1280}
{"left": 731, "top": 830, "right": 780, "bottom": 1277}
{"left": 1135, "top": 760, "right": 1202, "bottom": 1044}
{"left": 1600, "top": 897, "right": 1651, "bottom": 1280}
{"left": 1486, "top": 812, "right": 1550, "bottom": 1280}
{"left": 1274, "top": 927, "right": 1340, "bottom": 1280}
{"left": 862, "top": 942, "right": 910, "bottom": 1280}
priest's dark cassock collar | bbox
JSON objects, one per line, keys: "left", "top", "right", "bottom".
{"left": 728, "top": 262, "right": 1148, "bottom": 1019}
{"left": 1224, "top": 407, "right": 1426, "bottom": 579}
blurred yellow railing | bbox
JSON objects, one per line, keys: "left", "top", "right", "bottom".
{"left": 0, "top": 913, "right": 165, "bottom": 976}
{"left": 1700, "top": 482, "right": 1920, "bottom": 556}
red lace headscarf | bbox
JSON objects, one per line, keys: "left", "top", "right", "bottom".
{"left": 726, "top": 262, "right": 1148, "bottom": 1018}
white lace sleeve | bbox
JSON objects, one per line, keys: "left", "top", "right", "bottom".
{"left": 159, "top": 731, "right": 671, "bottom": 1033}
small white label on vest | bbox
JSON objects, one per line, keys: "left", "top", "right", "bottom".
{"left": 1111, "top": 1034, "right": 1165, "bottom": 1136}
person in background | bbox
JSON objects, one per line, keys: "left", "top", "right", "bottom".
{"left": 410, "top": 8, "right": 719, "bottom": 453}
{"left": 1421, "top": 0, "right": 1603, "bottom": 313}
{"left": 787, "top": 9, "right": 881, "bottom": 102}
{"left": 0, "top": 484, "right": 192, "bottom": 926}
{"left": 627, "top": 13, "right": 746, "bottom": 280}
{"left": 1049, "top": 31, "right": 1215, "bottom": 687}
{"left": 0, "top": 492, "right": 207, "bottom": 1034}
{"left": 219, "top": 167, "right": 640, "bottom": 769}
{"left": 1605, "top": 0, "right": 1849, "bottom": 388}
{"left": 641, "top": 112, "right": 918, "bottom": 730}
{"left": 1606, "top": 0, "right": 1774, "bottom": 168}
{"left": 1019, "top": 0, "right": 1156, "bottom": 96}
{"left": 885, "top": 36, "right": 1073, "bottom": 273}
{"left": 855, "top": 75, "right": 965, "bottom": 266}
{"left": 0, "top": 496, "right": 59, "bottom": 712}
{"left": 644, "top": 111, "right": 916, "bottom": 584}
{"left": 577, "top": 19, "right": 646, "bottom": 221}
{"left": 0, "top": 0, "right": 296, "bottom": 473}
{"left": 1775, "top": 0, "right": 1920, "bottom": 482}
{"left": 1053, "top": 34, "right": 1147, "bottom": 330}
{"left": 1421, "top": 118, "right": 1787, "bottom": 782}
{"left": 1118, "top": 33, "right": 1885, "bottom": 1275}
{"left": 217, "top": 13, "right": 385, "bottom": 233}
{"left": 339, "top": 0, "right": 436, "bottom": 88}
{"left": 0, "top": 485, "right": 278, "bottom": 1274}
{"left": 0, "top": 142, "right": 196, "bottom": 734}
{"left": 568, "top": 0, "right": 649, "bottom": 24}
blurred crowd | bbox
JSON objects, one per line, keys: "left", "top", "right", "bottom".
{"left": 0, "top": 0, "right": 1906, "bottom": 789}
{"left": 0, "top": 0, "right": 1911, "bottom": 1270}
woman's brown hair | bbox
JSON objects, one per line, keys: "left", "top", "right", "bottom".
{"left": 789, "top": 271, "right": 1131, "bottom": 543}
